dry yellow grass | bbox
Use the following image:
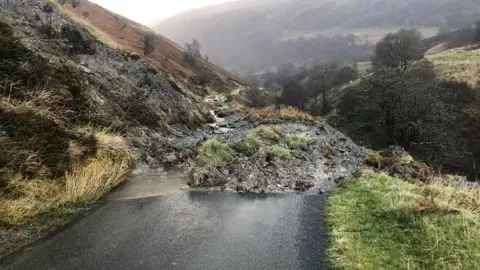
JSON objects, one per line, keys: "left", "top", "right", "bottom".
{"left": 427, "top": 46, "right": 480, "bottom": 87}
{"left": 246, "top": 106, "right": 316, "bottom": 122}
{"left": 0, "top": 174, "right": 63, "bottom": 226}
{"left": 0, "top": 131, "right": 134, "bottom": 226}
{"left": 65, "top": 132, "right": 134, "bottom": 203}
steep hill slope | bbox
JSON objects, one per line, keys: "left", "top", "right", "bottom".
{"left": 0, "top": 0, "right": 245, "bottom": 257}
{"left": 424, "top": 28, "right": 480, "bottom": 87}
{"left": 51, "top": 0, "right": 243, "bottom": 94}
{"left": 155, "top": 0, "right": 480, "bottom": 73}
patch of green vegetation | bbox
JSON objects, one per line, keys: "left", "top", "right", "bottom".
{"left": 197, "top": 139, "right": 236, "bottom": 167}
{"left": 365, "top": 150, "right": 382, "bottom": 167}
{"left": 239, "top": 127, "right": 282, "bottom": 155}
{"left": 326, "top": 170, "right": 480, "bottom": 270}
{"left": 251, "top": 127, "right": 281, "bottom": 142}
{"left": 265, "top": 145, "right": 291, "bottom": 159}
{"left": 285, "top": 134, "right": 315, "bottom": 150}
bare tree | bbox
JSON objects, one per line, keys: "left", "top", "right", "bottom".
{"left": 278, "top": 80, "right": 309, "bottom": 110}
{"left": 475, "top": 20, "right": 480, "bottom": 42}
{"left": 310, "top": 63, "right": 337, "bottom": 115}
{"left": 245, "top": 88, "right": 271, "bottom": 108}
{"left": 141, "top": 34, "right": 155, "bottom": 56}
{"left": 371, "top": 29, "right": 423, "bottom": 72}
{"left": 184, "top": 39, "right": 202, "bottom": 66}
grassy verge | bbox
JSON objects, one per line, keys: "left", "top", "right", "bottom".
{"left": 326, "top": 170, "right": 480, "bottom": 269}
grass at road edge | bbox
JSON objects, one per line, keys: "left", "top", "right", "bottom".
{"left": 326, "top": 170, "right": 480, "bottom": 269}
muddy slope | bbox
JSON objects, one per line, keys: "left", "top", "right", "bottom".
{"left": 189, "top": 112, "right": 367, "bottom": 193}
{"left": 0, "top": 0, "right": 212, "bottom": 161}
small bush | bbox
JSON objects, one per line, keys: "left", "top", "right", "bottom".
{"left": 242, "top": 135, "right": 261, "bottom": 154}
{"left": 141, "top": 34, "right": 156, "bottom": 56}
{"left": 285, "top": 134, "right": 315, "bottom": 150}
{"left": 197, "top": 140, "right": 236, "bottom": 167}
{"left": 184, "top": 39, "right": 201, "bottom": 66}
{"left": 234, "top": 127, "right": 282, "bottom": 156}
{"left": 251, "top": 127, "right": 281, "bottom": 142}
{"left": 197, "top": 67, "right": 212, "bottom": 86}
{"left": 245, "top": 88, "right": 271, "bottom": 108}
{"left": 266, "top": 145, "right": 291, "bottom": 160}
{"left": 39, "top": 22, "right": 57, "bottom": 38}
{"left": 365, "top": 151, "right": 382, "bottom": 168}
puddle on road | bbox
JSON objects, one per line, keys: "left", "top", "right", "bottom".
{"left": 108, "top": 165, "right": 189, "bottom": 200}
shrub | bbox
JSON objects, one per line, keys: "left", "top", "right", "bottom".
{"left": 245, "top": 88, "right": 271, "bottom": 108}
{"left": 184, "top": 39, "right": 202, "bottom": 66}
{"left": 365, "top": 151, "right": 382, "bottom": 168}
{"left": 141, "top": 34, "right": 156, "bottom": 56}
{"left": 197, "top": 140, "right": 236, "bottom": 167}
{"left": 285, "top": 134, "right": 315, "bottom": 150}
{"left": 234, "top": 127, "right": 282, "bottom": 155}
{"left": 197, "top": 67, "right": 212, "bottom": 86}
{"left": 39, "top": 21, "right": 57, "bottom": 38}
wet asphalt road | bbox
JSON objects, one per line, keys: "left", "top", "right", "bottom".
{"left": 2, "top": 192, "right": 328, "bottom": 270}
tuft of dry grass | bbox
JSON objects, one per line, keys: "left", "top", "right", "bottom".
{"left": 0, "top": 129, "right": 134, "bottom": 227}
{"left": 65, "top": 132, "right": 133, "bottom": 203}
{"left": 0, "top": 173, "right": 63, "bottom": 226}
{"left": 246, "top": 106, "right": 315, "bottom": 122}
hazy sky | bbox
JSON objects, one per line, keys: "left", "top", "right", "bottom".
{"left": 90, "top": 0, "right": 235, "bottom": 25}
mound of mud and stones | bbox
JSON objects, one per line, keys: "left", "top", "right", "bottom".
{"left": 188, "top": 112, "right": 367, "bottom": 193}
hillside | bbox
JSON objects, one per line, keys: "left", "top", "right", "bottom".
{"left": 155, "top": 0, "right": 480, "bottom": 73}
{"left": 423, "top": 28, "right": 480, "bottom": 87}
{"left": 50, "top": 0, "right": 243, "bottom": 94}
{"left": 0, "top": 0, "right": 246, "bottom": 257}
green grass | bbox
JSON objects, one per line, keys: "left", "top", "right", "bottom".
{"left": 197, "top": 139, "right": 236, "bottom": 167}
{"left": 326, "top": 170, "right": 480, "bottom": 270}
{"left": 286, "top": 134, "right": 315, "bottom": 150}
{"left": 240, "top": 127, "right": 282, "bottom": 154}
{"left": 265, "top": 145, "right": 291, "bottom": 159}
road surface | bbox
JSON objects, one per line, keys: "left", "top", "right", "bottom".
{"left": 2, "top": 191, "right": 328, "bottom": 269}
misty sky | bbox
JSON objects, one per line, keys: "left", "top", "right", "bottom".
{"left": 90, "top": 0, "right": 235, "bottom": 24}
